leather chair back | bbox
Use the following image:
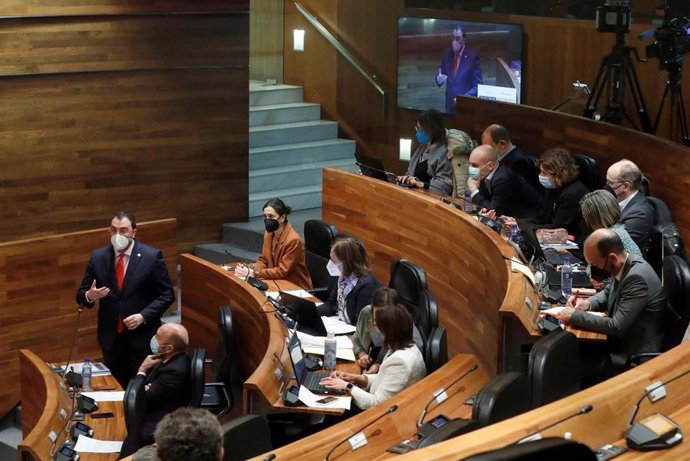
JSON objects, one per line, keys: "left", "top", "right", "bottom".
{"left": 214, "top": 305, "right": 235, "bottom": 408}
{"left": 647, "top": 196, "right": 673, "bottom": 224}
{"left": 425, "top": 327, "right": 448, "bottom": 374}
{"left": 389, "top": 259, "right": 428, "bottom": 314}
{"left": 472, "top": 372, "right": 529, "bottom": 428}
{"left": 662, "top": 255, "right": 690, "bottom": 350}
{"left": 189, "top": 347, "right": 206, "bottom": 407}
{"left": 304, "top": 219, "right": 338, "bottom": 299}
{"left": 461, "top": 437, "right": 596, "bottom": 461}
{"left": 415, "top": 290, "right": 439, "bottom": 341}
{"left": 120, "top": 374, "right": 148, "bottom": 458}
{"left": 527, "top": 330, "right": 580, "bottom": 408}
{"left": 572, "top": 153, "right": 601, "bottom": 191}
{"left": 221, "top": 415, "right": 272, "bottom": 461}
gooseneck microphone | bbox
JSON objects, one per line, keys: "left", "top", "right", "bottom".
{"left": 62, "top": 307, "right": 83, "bottom": 387}
{"left": 324, "top": 405, "right": 398, "bottom": 461}
{"left": 417, "top": 364, "right": 479, "bottom": 427}
{"left": 626, "top": 367, "right": 690, "bottom": 428}
{"left": 516, "top": 404, "right": 593, "bottom": 444}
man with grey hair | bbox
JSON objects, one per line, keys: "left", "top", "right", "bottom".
{"left": 155, "top": 408, "right": 224, "bottom": 461}
{"left": 605, "top": 159, "right": 654, "bottom": 247}
{"left": 435, "top": 24, "right": 482, "bottom": 113}
{"left": 137, "top": 323, "right": 192, "bottom": 443}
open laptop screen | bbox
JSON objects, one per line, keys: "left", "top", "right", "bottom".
{"left": 287, "top": 331, "right": 305, "bottom": 384}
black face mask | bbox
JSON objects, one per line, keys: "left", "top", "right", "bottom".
{"left": 603, "top": 185, "right": 616, "bottom": 197}
{"left": 264, "top": 218, "right": 280, "bottom": 233}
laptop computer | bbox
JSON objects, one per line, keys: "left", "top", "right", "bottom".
{"left": 279, "top": 291, "right": 328, "bottom": 337}
{"left": 287, "top": 331, "right": 345, "bottom": 395}
{"left": 355, "top": 154, "right": 414, "bottom": 188}
{"left": 518, "top": 223, "right": 584, "bottom": 267}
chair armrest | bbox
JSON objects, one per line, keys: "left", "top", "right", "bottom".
{"left": 627, "top": 353, "right": 661, "bottom": 368}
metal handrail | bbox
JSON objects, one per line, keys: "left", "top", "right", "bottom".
{"left": 294, "top": 2, "right": 387, "bottom": 118}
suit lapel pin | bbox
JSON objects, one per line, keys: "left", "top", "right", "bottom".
{"left": 137, "top": 253, "right": 141, "bottom": 258}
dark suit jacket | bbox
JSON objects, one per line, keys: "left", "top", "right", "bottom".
{"left": 619, "top": 192, "right": 655, "bottom": 247}
{"left": 570, "top": 253, "right": 667, "bottom": 367}
{"left": 142, "top": 352, "right": 192, "bottom": 442}
{"left": 499, "top": 146, "right": 540, "bottom": 192}
{"left": 471, "top": 163, "right": 543, "bottom": 218}
{"left": 76, "top": 240, "right": 175, "bottom": 352}
{"left": 533, "top": 179, "right": 589, "bottom": 238}
{"left": 318, "top": 273, "right": 380, "bottom": 325}
{"left": 438, "top": 47, "right": 482, "bottom": 113}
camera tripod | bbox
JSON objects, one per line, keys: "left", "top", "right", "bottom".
{"left": 652, "top": 62, "right": 690, "bottom": 146}
{"left": 583, "top": 33, "right": 653, "bottom": 133}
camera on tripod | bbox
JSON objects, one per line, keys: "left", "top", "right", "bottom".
{"left": 644, "top": 16, "right": 690, "bottom": 69}
{"left": 596, "top": 0, "right": 632, "bottom": 34}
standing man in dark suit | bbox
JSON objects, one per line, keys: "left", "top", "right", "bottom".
{"left": 76, "top": 211, "right": 175, "bottom": 387}
{"left": 435, "top": 24, "right": 482, "bottom": 114}
{"left": 481, "top": 124, "right": 540, "bottom": 192}
{"left": 137, "top": 323, "right": 191, "bottom": 444}
{"left": 555, "top": 229, "right": 666, "bottom": 371}
{"left": 605, "top": 159, "right": 654, "bottom": 248}
{"left": 467, "top": 145, "right": 542, "bottom": 219}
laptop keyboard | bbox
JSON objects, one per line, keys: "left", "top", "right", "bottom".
{"left": 543, "top": 248, "right": 581, "bottom": 266}
{"left": 302, "top": 371, "right": 344, "bottom": 394}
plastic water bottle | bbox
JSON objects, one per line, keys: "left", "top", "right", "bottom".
{"left": 510, "top": 224, "right": 522, "bottom": 245}
{"left": 82, "top": 358, "right": 92, "bottom": 391}
{"left": 561, "top": 257, "right": 573, "bottom": 299}
{"left": 464, "top": 188, "right": 473, "bottom": 213}
{"left": 324, "top": 331, "right": 337, "bottom": 371}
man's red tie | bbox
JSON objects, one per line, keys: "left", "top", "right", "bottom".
{"left": 453, "top": 54, "right": 461, "bottom": 77}
{"left": 116, "top": 253, "right": 125, "bottom": 333}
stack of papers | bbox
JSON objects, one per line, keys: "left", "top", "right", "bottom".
{"left": 322, "top": 316, "right": 356, "bottom": 335}
{"left": 60, "top": 362, "right": 110, "bottom": 376}
{"left": 540, "top": 306, "right": 605, "bottom": 317}
{"left": 541, "top": 241, "right": 579, "bottom": 250}
{"left": 296, "top": 331, "right": 356, "bottom": 361}
{"left": 74, "top": 435, "right": 123, "bottom": 453}
{"left": 81, "top": 391, "right": 125, "bottom": 402}
{"left": 298, "top": 386, "right": 351, "bottom": 410}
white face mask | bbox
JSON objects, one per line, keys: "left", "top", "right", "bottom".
{"left": 326, "top": 259, "right": 342, "bottom": 277}
{"left": 111, "top": 233, "right": 131, "bottom": 252}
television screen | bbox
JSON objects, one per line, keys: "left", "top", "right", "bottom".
{"left": 397, "top": 17, "right": 524, "bottom": 114}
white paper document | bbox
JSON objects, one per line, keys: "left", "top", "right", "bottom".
{"left": 298, "top": 385, "right": 351, "bottom": 410}
{"left": 322, "top": 316, "right": 357, "bottom": 335}
{"left": 297, "top": 331, "right": 353, "bottom": 349}
{"left": 81, "top": 391, "right": 125, "bottom": 402}
{"left": 302, "top": 347, "right": 356, "bottom": 361}
{"left": 540, "top": 306, "right": 605, "bottom": 317}
{"left": 60, "top": 362, "right": 110, "bottom": 376}
{"left": 74, "top": 435, "right": 123, "bottom": 453}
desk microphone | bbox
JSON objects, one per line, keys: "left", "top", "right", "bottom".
{"left": 417, "top": 364, "right": 478, "bottom": 428}
{"left": 63, "top": 307, "right": 83, "bottom": 388}
{"left": 624, "top": 368, "right": 690, "bottom": 450}
{"left": 516, "top": 404, "right": 593, "bottom": 444}
{"left": 323, "top": 404, "right": 398, "bottom": 461}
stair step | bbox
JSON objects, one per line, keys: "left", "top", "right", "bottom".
{"left": 249, "top": 185, "right": 322, "bottom": 217}
{"left": 249, "top": 120, "right": 338, "bottom": 148}
{"left": 222, "top": 223, "right": 266, "bottom": 251}
{"left": 249, "top": 159, "right": 356, "bottom": 193}
{"left": 249, "top": 139, "right": 356, "bottom": 170}
{"left": 249, "top": 81, "right": 303, "bottom": 107}
{"left": 249, "top": 102, "right": 321, "bottom": 127}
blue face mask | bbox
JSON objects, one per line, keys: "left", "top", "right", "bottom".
{"left": 539, "top": 175, "right": 557, "bottom": 189}
{"left": 150, "top": 336, "right": 160, "bottom": 355}
{"left": 416, "top": 129, "right": 430, "bottom": 145}
{"left": 468, "top": 166, "right": 482, "bottom": 180}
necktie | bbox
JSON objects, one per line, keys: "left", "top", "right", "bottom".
{"left": 116, "top": 254, "right": 125, "bottom": 333}
{"left": 116, "top": 253, "right": 125, "bottom": 289}
{"left": 453, "top": 53, "right": 460, "bottom": 77}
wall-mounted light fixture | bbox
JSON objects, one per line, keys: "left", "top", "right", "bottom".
{"left": 293, "top": 29, "right": 305, "bottom": 52}
{"left": 399, "top": 138, "right": 412, "bottom": 161}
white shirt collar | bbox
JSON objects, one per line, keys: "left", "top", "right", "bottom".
{"left": 618, "top": 190, "right": 639, "bottom": 212}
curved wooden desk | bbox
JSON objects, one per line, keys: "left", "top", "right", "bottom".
{"left": 18, "top": 349, "right": 125, "bottom": 461}
{"left": 180, "top": 254, "right": 356, "bottom": 415}
{"left": 402, "top": 341, "right": 690, "bottom": 460}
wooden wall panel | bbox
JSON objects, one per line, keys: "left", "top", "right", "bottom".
{"left": 250, "top": 0, "right": 284, "bottom": 82}
{"left": 0, "top": 219, "right": 177, "bottom": 418}
{"left": 283, "top": 0, "right": 689, "bottom": 171}
{"left": 0, "top": 4, "right": 249, "bottom": 250}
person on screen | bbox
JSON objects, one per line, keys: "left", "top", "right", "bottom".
{"left": 235, "top": 198, "right": 312, "bottom": 289}
{"left": 320, "top": 302, "right": 426, "bottom": 410}
{"left": 435, "top": 24, "right": 482, "bottom": 114}
{"left": 397, "top": 109, "right": 454, "bottom": 196}
{"left": 317, "top": 236, "right": 380, "bottom": 326}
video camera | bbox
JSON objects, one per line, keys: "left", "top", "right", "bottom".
{"left": 644, "top": 16, "right": 690, "bottom": 69}
{"left": 596, "top": 0, "right": 633, "bottom": 34}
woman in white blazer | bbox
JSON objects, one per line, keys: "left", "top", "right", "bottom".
{"left": 320, "top": 302, "right": 427, "bottom": 410}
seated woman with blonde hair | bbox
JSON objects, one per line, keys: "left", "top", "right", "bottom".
{"left": 320, "top": 302, "right": 426, "bottom": 410}
{"left": 580, "top": 189, "right": 642, "bottom": 258}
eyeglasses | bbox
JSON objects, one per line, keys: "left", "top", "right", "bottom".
{"left": 451, "top": 35, "right": 464, "bottom": 41}
{"left": 605, "top": 180, "right": 625, "bottom": 188}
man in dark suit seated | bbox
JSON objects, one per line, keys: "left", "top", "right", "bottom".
{"left": 155, "top": 407, "right": 224, "bottom": 461}
{"left": 605, "top": 160, "right": 654, "bottom": 248}
{"left": 467, "top": 144, "right": 542, "bottom": 218}
{"left": 76, "top": 211, "right": 175, "bottom": 388}
{"left": 481, "top": 124, "right": 540, "bottom": 192}
{"left": 555, "top": 229, "right": 667, "bottom": 373}
{"left": 137, "top": 323, "right": 192, "bottom": 444}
